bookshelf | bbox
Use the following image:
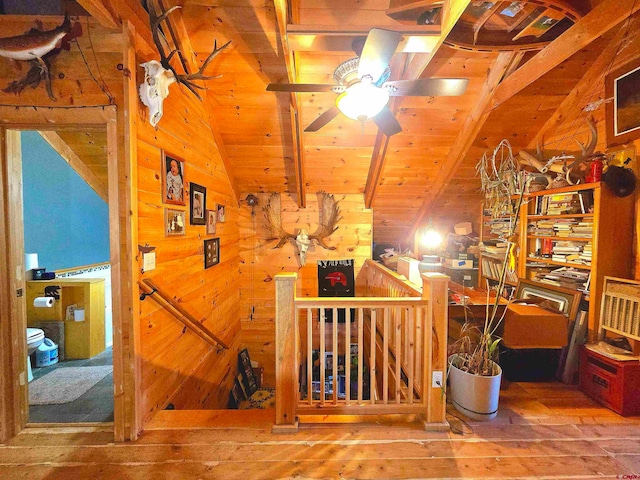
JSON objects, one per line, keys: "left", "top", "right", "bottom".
{"left": 517, "top": 182, "right": 634, "bottom": 341}
{"left": 478, "top": 205, "right": 519, "bottom": 291}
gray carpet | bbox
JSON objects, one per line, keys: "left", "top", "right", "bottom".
{"left": 29, "top": 366, "right": 113, "bottom": 405}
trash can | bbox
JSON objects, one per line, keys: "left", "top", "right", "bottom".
{"left": 35, "top": 338, "right": 59, "bottom": 367}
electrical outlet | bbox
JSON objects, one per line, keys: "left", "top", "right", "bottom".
{"left": 432, "top": 370, "right": 443, "bottom": 388}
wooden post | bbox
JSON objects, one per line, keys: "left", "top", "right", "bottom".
{"left": 273, "top": 273, "right": 299, "bottom": 433}
{"left": 421, "top": 272, "right": 449, "bottom": 429}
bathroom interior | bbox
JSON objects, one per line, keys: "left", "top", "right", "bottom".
{"left": 21, "top": 129, "right": 114, "bottom": 424}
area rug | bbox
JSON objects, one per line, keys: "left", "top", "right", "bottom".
{"left": 29, "top": 366, "right": 112, "bottom": 405}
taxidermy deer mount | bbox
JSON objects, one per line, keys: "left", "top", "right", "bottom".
{"left": 263, "top": 192, "right": 342, "bottom": 267}
{"left": 139, "top": 0, "right": 231, "bottom": 127}
{"left": 518, "top": 117, "right": 598, "bottom": 187}
{"left": 0, "top": 16, "right": 82, "bottom": 100}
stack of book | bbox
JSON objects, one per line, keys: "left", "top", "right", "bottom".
{"left": 537, "top": 267, "right": 590, "bottom": 291}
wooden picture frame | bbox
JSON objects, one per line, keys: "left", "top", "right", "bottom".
{"left": 190, "top": 183, "right": 206, "bottom": 225}
{"left": 216, "top": 203, "right": 226, "bottom": 223}
{"left": 206, "top": 209, "right": 217, "bottom": 235}
{"left": 606, "top": 57, "right": 640, "bottom": 147}
{"left": 164, "top": 208, "right": 186, "bottom": 236}
{"left": 204, "top": 237, "right": 219, "bottom": 269}
{"left": 515, "top": 279, "right": 582, "bottom": 321}
{"left": 161, "top": 150, "right": 185, "bottom": 205}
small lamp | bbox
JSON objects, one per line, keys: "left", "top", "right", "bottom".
{"left": 418, "top": 221, "right": 443, "bottom": 273}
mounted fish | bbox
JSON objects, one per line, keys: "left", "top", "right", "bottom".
{"left": 140, "top": 0, "right": 231, "bottom": 126}
{"left": 0, "top": 16, "right": 82, "bottom": 100}
{"left": 263, "top": 192, "right": 342, "bottom": 267}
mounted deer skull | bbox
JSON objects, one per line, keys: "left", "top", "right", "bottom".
{"left": 518, "top": 117, "right": 598, "bottom": 186}
{"left": 263, "top": 192, "right": 342, "bottom": 266}
{"left": 139, "top": 0, "right": 231, "bottom": 126}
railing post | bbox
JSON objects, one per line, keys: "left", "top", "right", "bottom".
{"left": 273, "top": 273, "right": 299, "bottom": 433}
{"left": 421, "top": 272, "right": 449, "bottom": 428}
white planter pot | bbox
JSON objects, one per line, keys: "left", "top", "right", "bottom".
{"left": 448, "top": 354, "right": 502, "bottom": 421}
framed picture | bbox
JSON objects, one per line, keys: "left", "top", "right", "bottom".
{"left": 164, "top": 208, "right": 186, "bottom": 236}
{"left": 216, "top": 203, "right": 226, "bottom": 223}
{"left": 206, "top": 209, "right": 217, "bottom": 235}
{"left": 606, "top": 58, "right": 640, "bottom": 146}
{"left": 161, "top": 150, "right": 185, "bottom": 205}
{"left": 515, "top": 279, "right": 582, "bottom": 321}
{"left": 204, "top": 237, "right": 219, "bottom": 269}
{"left": 190, "top": 183, "right": 206, "bottom": 225}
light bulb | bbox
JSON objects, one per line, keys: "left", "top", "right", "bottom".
{"left": 336, "top": 82, "right": 390, "bottom": 120}
{"left": 421, "top": 228, "right": 442, "bottom": 250}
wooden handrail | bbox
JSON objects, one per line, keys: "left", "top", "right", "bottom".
{"left": 139, "top": 279, "right": 229, "bottom": 350}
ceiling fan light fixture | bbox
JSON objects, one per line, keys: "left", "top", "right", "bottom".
{"left": 336, "top": 82, "right": 389, "bottom": 120}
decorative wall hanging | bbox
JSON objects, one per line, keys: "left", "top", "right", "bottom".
{"left": 190, "top": 183, "right": 206, "bottom": 225}
{"left": 204, "top": 238, "right": 220, "bottom": 269}
{"left": 206, "top": 209, "right": 217, "bottom": 235}
{"left": 139, "top": 0, "right": 231, "bottom": 127}
{"left": 606, "top": 57, "right": 640, "bottom": 147}
{"left": 0, "top": 15, "right": 83, "bottom": 100}
{"left": 263, "top": 191, "right": 342, "bottom": 266}
{"left": 164, "top": 208, "right": 185, "bottom": 237}
{"left": 216, "top": 204, "right": 226, "bottom": 223}
{"left": 161, "top": 150, "right": 185, "bottom": 205}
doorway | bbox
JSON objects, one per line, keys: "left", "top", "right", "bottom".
{"left": 21, "top": 129, "right": 113, "bottom": 423}
{"left": 0, "top": 105, "right": 135, "bottom": 441}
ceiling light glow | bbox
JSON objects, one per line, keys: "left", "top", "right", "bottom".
{"left": 336, "top": 82, "right": 390, "bottom": 121}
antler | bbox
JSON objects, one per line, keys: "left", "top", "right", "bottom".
{"left": 309, "top": 192, "right": 342, "bottom": 250}
{"left": 147, "top": 0, "right": 230, "bottom": 100}
{"left": 263, "top": 193, "right": 296, "bottom": 248}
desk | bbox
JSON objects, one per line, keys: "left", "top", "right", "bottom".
{"left": 447, "top": 283, "right": 507, "bottom": 342}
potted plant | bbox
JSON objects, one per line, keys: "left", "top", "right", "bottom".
{"left": 448, "top": 140, "right": 528, "bottom": 420}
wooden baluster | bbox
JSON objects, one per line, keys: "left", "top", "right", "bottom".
{"left": 332, "top": 307, "right": 338, "bottom": 405}
{"left": 370, "top": 309, "right": 376, "bottom": 404}
{"left": 345, "top": 306, "right": 351, "bottom": 405}
{"left": 273, "top": 273, "right": 298, "bottom": 432}
{"left": 408, "top": 306, "right": 415, "bottom": 404}
{"left": 320, "top": 307, "right": 326, "bottom": 406}
{"left": 307, "top": 308, "right": 313, "bottom": 405}
{"left": 395, "top": 307, "right": 401, "bottom": 404}
{"left": 358, "top": 307, "right": 364, "bottom": 403}
{"left": 383, "top": 307, "right": 389, "bottom": 404}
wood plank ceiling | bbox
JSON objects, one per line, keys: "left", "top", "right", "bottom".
{"left": 68, "top": 0, "right": 636, "bottom": 247}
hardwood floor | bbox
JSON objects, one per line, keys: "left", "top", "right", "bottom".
{"left": 2, "top": 380, "right": 639, "bottom": 479}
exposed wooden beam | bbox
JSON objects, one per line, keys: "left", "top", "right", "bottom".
{"left": 274, "top": 0, "right": 306, "bottom": 207}
{"left": 38, "top": 131, "right": 109, "bottom": 202}
{"left": 364, "top": 0, "right": 469, "bottom": 208}
{"left": 159, "top": 0, "right": 241, "bottom": 205}
{"left": 410, "top": 52, "right": 517, "bottom": 235}
{"left": 76, "top": 0, "right": 120, "bottom": 30}
{"left": 489, "top": 0, "right": 640, "bottom": 112}
{"left": 403, "top": 0, "right": 470, "bottom": 80}
{"left": 527, "top": 15, "right": 640, "bottom": 151}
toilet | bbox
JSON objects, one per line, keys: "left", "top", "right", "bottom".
{"left": 26, "top": 328, "right": 45, "bottom": 382}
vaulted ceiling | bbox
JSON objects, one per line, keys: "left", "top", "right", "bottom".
{"left": 74, "top": 0, "right": 639, "bottom": 246}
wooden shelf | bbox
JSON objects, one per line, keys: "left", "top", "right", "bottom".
{"left": 480, "top": 274, "right": 517, "bottom": 287}
{"left": 525, "top": 257, "right": 591, "bottom": 269}
{"left": 528, "top": 213, "right": 594, "bottom": 220}
{"left": 527, "top": 235, "right": 592, "bottom": 242}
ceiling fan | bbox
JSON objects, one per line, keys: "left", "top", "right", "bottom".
{"left": 267, "top": 28, "right": 469, "bottom": 136}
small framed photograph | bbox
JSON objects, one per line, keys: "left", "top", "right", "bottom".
{"left": 165, "top": 208, "right": 185, "bottom": 236}
{"left": 204, "top": 237, "right": 220, "bottom": 269}
{"left": 161, "top": 150, "right": 185, "bottom": 206}
{"left": 216, "top": 203, "right": 226, "bottom": 223}
{"left": 206, "top": 209, "right": 217, "bottom": 235}
{"left": 190, "top": 183, "right": 206, "bottom": 225}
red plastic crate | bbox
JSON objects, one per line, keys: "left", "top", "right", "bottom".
{"left": 579, "top": 346, "right": 640, "bottom": 417}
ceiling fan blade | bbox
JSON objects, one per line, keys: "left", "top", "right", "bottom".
{"left": 267, "top": 83, "right": 342, "bottom": 93}
{"left": 373, "top": 106, "right": 402, "bottom": 137}
{"left": 357, "top": 29, "right": 403, "bottom": 83}
{"left": 384, "top": 78, "right": 469, "bottom": 97}
{"left": 305, "top": 106, "right": 340, "bottom": 132}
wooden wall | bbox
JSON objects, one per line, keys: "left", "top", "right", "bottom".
{"left": 136, "top": 79, "right": 242, "bottom": 421}
{"left": 238, "top": 193, "right": 372, "bottom": 386}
